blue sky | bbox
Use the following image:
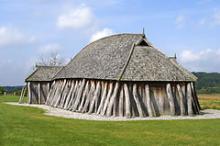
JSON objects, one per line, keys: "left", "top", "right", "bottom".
{"left": 0, "top": 0, "right": 220, "bottom": 86}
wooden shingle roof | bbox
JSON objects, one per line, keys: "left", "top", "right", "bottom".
{"left": 26, "top": 66, "right": 63, "bottom": 82}
{"left": 54, "top": 33, "right": 197, "bottom": 81}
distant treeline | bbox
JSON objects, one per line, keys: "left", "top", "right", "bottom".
{"left": 0, "top": 86, "right": 23, "bottom": 95}
{"left": 193, "top": 72, "right": 220, "bottom": 94}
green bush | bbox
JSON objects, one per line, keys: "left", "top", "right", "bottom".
{"left": 0, "top": 86, "right": 5, "bottom": 95}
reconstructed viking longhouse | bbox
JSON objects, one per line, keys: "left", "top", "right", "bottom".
{"left": 25, "top": 66, "right": 62, "bottom": 104}
{"left": 27, "top": 33, "right": 201, "bottom": 118}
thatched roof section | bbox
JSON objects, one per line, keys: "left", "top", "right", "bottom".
{"left": 54, "top": 33, "right": 197, "bottom": 81}
{"left": 26, "top": 66, "right": 63, "bottom": 82}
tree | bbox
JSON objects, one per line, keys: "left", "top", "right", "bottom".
{"left": 0, "top": 86, "right": 5, "bottom": 95}
{"left": 36, "top": 52, "right": 65, "bottom": 66}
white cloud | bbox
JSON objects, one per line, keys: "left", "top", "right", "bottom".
{"left": 180, "top": 50, "right": 201, "bottom": 62}
{"left": 90, "top": 28, "right": 114, "bottom": 42}
{"left": 57, "top": 5, "right": 94, "bottom": 29}
{"left": 179, "top": 48, "right": 220, "bottom": 72}
{"left": 0, "top": 26, "right": 35, "bottom": 48}
{"left": 175, "top": 15, "right": 186, "bottom": 29}
{"left": 38, "top": 43, "right": 62, "bottom": 54}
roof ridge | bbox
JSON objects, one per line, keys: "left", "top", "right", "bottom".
{"left": 37, "top": 65, "right": 63, "bottom": 67}
{"left": 52, "top": 65, "right": 66, "bottom": 80}
{"left": 84, "top": 33, "right": 143, "bottom": 49}
{"left": 118, "top": 43, "right": 136, "bottom": 80}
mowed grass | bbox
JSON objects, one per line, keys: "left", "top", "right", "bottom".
{"left": 198, "top": 94, "right": 220, "bottom": 110}
{"left": 0, "top": 96, "right": 220, "bottom": 146}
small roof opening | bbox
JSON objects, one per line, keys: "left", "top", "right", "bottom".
{"left": 136, "top": 39, "right": 149, "bottom": 46}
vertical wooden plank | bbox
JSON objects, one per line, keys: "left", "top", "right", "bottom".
{"left": 88, "top": 81, "right": 101, "bottom": 114}
{"left": 64, "top": 80, "right": 75, "bottom": 109}
{"left": 28, "top": 82, "right": 31, "bottom": 104}
{"left": 106, "top": 82, "right": 120, "bottom": 116}
{"left": 166, "top": 83, "right": 175, "bottom": 116}
{"left": 101, "top": 82, "right": 114, "bottom": 115}
{"left": 97, "top": 82, "right": 108, "bottom": 114}
{"left": 145, "top": 84, "right": 155, "bottom": 117}
{"left": 132, "top": 84, "right": 144, "bottom": 117}
{"left": 187, "top": 83, "right": 193, "bottom": 116}
{"left": 157, "top": 87, "right": 165, "bottom": 115}
{"left": 72, "top": 79, "right": 86, "bottom": 111}
{"left": 78, "top": 81, "right": 90, "bottom": 111}
{"left": 118, "top": 87, "right": 124, "bottom": 117}
{"left": 38, "top": 83, "right": 41, "bottom": 104}
{"left": 82, "top": 80, "right": 96, "bottom": 113}
{"left": 124, "top": 83, "right": 131, "bottom": 118}
{"left": 177, "top": 84, "right": 185, "bottom": 115}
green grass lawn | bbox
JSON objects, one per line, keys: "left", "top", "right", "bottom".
{"left": 0, "top": 95, "right": 220, "bottom": 146}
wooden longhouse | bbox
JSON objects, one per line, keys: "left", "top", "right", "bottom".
{"left": 26, "top": 33, "right": 201, "bottom": 118}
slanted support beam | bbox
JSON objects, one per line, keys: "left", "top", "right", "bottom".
{"left": 132, "top": 84, "right": 144, "bottom": 117}
{"left": 187, "top": 82, "right": 193, "bottom": 116}
{"left": 45, "top": 79, "right": 200, "bottom": 118}
{"left": 177, "top": 84, "right": 185, "bottom": 115}
{"left": 166, "top": 83, "right": 175, "bottom": 116}
{"left": 106, "top": 82, "right": 120, "bottom": 116}
{"left": 19, "top": 86, "right": 25, "bottom": 104}
{"left": 145, "top": 84, "right": 155, "bottom": 117}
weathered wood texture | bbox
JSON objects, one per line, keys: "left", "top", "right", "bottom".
{"left": 44, "top": 79, "right": 200, "bottom": 117}
{"left": 28, "top": 82, "right": 51, "bottom": 104}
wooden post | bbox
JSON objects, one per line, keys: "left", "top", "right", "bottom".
{"left": 72, "top": 79, "right": 86, "bottom": 111}
{"left": 19, "top": 86, "right": 25, "bottom": 104}
{"left": 97, "top": 82, "right": 108, "bottom": 114}
{"left": 47, "top": 82, "right": 50, "bottom": 102}
{"left": 27, "top": 82, "right": 31, "bottom": 104}
{"left": 54, "top": 79, "right": 67, "bottom": 107}
{"left": 82, "top": 80, "right": 96, "bottom": 113}
{"left": 187, "top": 83, "right": 193, "bottom": 116}
{"left": 67, "top": 80, "right": 79, "bottom": 110}
{"left": 64, "top": 81, "right": 75, "bottom": 109}
{"left": 166, "top": 83, "right": 175, "bottom": 116}
{"left": 45, "top": 80, "right": 55, "bottom": 105}
{"left": 124, "top": 83, "right": 131, "bottom": 118}
{"left": 177, "top": 84, "right": 185, "bottom": 115}
{"left": 190, "top": 82, "right": 200, "bottom": 114}
{"left": 145, "top": 84, "right": 155, "bottom": 117}
{"left": 88, "top": 81, "right": 101, "bottom": 114}
{"left": 78, "top": 81, "right": 90, "bottom": 111}
{"left": 118, "top": 88, "right": 124, "bottom": 117}
{"left": 132, "top": 84, "right": 144, "bottom": 117}
{"left": 59, "top": 80, "right": 70, "bottom": 108}
{"left": 106, "top": 82, "right": 120, "bottom": 116}
{"left": 38, "top": 83, "right": 41, "bottom": 104}
{"left": 101, "top": 82, "right": 114, "bottom": 115}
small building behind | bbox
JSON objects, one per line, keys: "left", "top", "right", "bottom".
{"left": 25, "top": 66, "right": 62, "bottom": 104}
